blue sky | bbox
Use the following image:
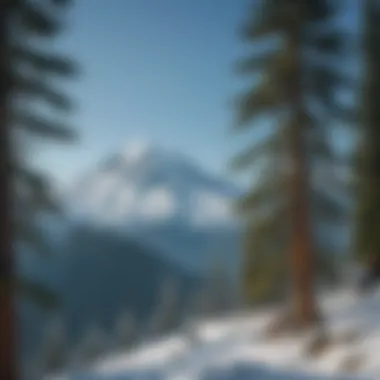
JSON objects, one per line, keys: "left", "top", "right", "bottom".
{"left": 36, "top": 0, "right": 358, "bottom": 187}
{"left": 37, "top": 0, "right": 252, "bottom": 186}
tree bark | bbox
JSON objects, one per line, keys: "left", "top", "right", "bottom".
{"left": 289, "top": 121, "right": 319, "bottom": 326}
{"left": 0, "top": 3, "right": 18, "bottom": 379}
{"left": 288, "top": 18, "right": 319, "bottom": 327}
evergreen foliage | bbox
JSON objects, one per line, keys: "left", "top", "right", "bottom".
{"left": 353, "top": 0, "right": 380, "bottom": 271}
{"left": 1, "top": 1, "right": 78, "bottom": 377}
{"left": 10, "top": 0, "right": 78, "bottom": 247}
{"left": 8, "top": 0, "right": 78, "bottom": 308}
{"left": 233, "top": 0, "right": 349, "bottom": 308}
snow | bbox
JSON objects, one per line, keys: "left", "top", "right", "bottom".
{"left": 139, "top": 187, "right": 177, "bottom": 221}
{"left": 66, "top": 143, "right": 239, "bottom": 228}
{"left": 190, "top": 191, "right": 233, "bottom": 227}
{"left": 51, "top": 287, "right": 380, "bottom": 380}
{"left": 86, "top": 173, "right": 121, "bottom": 209}
{"left": 112, "top": 185, "right": 137, "bottom": 219}
{"left": 122, "top": 140, "right": 153, "bottom": 163}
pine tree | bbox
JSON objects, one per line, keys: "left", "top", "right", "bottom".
{"left": 354, "top": 0, "right": 380, "bottom": 286}
{"left": 233, "top": 0, "right": 349, "bottom": 326}
{"left": 0, "top": 1, "right": 77, "bottom": 378}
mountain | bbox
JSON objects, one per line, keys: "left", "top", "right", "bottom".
{"left": 18, "top": 142, "right": 243, "bottom": 372}
{"left": 19, "top": 224, "right": 200, "bottom": 367}
{"left": 64, "top": 142, "right": 242, "bottom": 274}
{"left": 67, "top": 142, "right": 239, "bottom": 227}
{"left": 18, "top": 142, "right": 347, "bottom": 376}
{"left": 57, "top": 224, "right": 200, "bottom": 338}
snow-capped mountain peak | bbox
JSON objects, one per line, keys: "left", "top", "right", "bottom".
{"left": 66, "top": 143, "right": 240, "bottom": 229}
{"left": 120, "top": 139, "right": 152, "bottom": 163}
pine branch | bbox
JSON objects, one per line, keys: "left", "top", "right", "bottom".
{"left": 309, "top": 32, "right": 347, "bottom": 54}
{"left": 235, "top": 175, "right": 287, "bottom": 214}
{"left": 13, "top": 217, "right": 48, "bottom": 254}
{"left": 12, "top": 45, "right": 78, "bottom": 77}
{"left": 18, "top": 1, "right": 63, "bottom": 37}
{"left": 240, "top": 1, "right": 305, "bottom": 41}
{"left": 51, "top": 0, "right": 73, "bottom": 7}
{"left": 234, "top": 0, "right": 348, "bottom": 307}
{"left": 14, "top": 111, "right": 77, "bottom": 142}
{"left": 235, "top": 51, "right": 277, "bottom": 75}
{"left": 242, "top": 248, "right": 287, "bottom": 303}
{"left": 14, "top": 163, "right": 62, "bottom": 218}
{"left": 16, "top": 276, "right": 59, "bottom": 311}
{"left": 230, "top": 129, "right": 285, "bottom": 171}
{"left": 13, "top": 73, "right": 73, "bottom": 110}
{"left": 311, "top": 189, "right": 345, "bottom": 223}
{"left": 234, "top": 78, "right": 283, "bottom": 128}
{"left": 308, "top": 129, "right": 333, "bottom": 159}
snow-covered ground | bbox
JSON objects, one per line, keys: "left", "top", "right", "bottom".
{"left": 52, "top": 287, "right": 380, "bottom": 380}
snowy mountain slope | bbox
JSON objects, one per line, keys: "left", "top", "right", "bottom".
{"left": 60, "top": 141, "right": 347, "bottom": 276}
{"left": 19, "top": 223, "right": 201, "bottom": 378}
{"left": 62, "top": 142, "right": 243, "bottom": 275}
{"left": 66, "top": 142, "right": 241, "bottom": 229}
{"left": 52, "top": 287, "right": 380, "bottom": 380}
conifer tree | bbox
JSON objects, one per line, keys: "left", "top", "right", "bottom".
{"left": 233, "top": 0, "right": 348, "bottom": 326}
{"left": 0, "top": 1, "right": 77, "bottom": 378}
{"left": 354, "top": 0, "right": 380, "bottom": 284}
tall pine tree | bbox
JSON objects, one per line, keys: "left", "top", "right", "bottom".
{"left": 354, "top": 0, "right": 380, "bottom": 283}
{"left": 0, "top": 1, "right": 77, "bottom": 378}
{"left": 233, "top": 0, "right": 348, "bottom": 326}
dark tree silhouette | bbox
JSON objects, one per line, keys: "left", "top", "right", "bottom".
{"left": 354, "top": 0, "right": 380, "bottom": 290}
{"left": 233, "top": 0, "right": 349, "bottom": 327}
{"left": 0, "top": 1, "right": 78, "bottom": 378}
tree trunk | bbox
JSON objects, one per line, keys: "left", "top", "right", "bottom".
{"left": 0, "top": 3, "right": 18, "bottom": 380}
{"left": 288, "top": 19, "right": 319, "bottom": 327}
{"left": 289, "top": 121, "right": 319, "bottom": 326}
